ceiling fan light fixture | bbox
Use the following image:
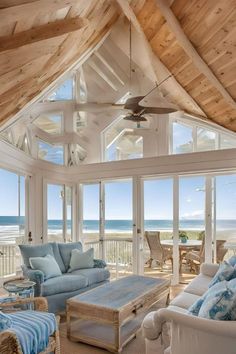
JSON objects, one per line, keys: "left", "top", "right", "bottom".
{"left": 123, "top": 114, "right": 147, "bottom": 123}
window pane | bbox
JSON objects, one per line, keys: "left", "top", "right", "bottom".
{"left": 47, "top": 184, "right": 64, "bottom": 242}
{"left": 172, "top": 122, "right": 193, "bottom": 154}
{"left": 38, "top": 140, "right": 64, "bottom": 165}
{"left": 34, "top": 113, "right": 63, "bottom": 135}
{"left": 46, "top": 78, "right": 73, "bottom": 101}
{"left": 220, "top": 134, "right": 236, "bottom": 149}
{"left": 0, "top": 169, "right": 25, "bottom": 276}
{"left": 197, "top": 128, "right": 216, "bottom": 151}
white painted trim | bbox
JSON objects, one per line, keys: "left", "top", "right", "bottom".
{"left": 173, "top": 176, "right": 179, "bottom": 285}
{"left": 205, "top": 176, "right": 213, "bottom": 264}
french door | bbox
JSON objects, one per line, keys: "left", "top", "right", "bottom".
{"left": 80, "top": 179, "right": 134, "bottom": 279}
{"left": 45, "top": 182, "right": 73, "bottom": 243}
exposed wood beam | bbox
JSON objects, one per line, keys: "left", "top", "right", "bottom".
{"left": 88, "top": 60, "right": 118, "bottom": 91}
{"left": 155, "top": 0, "right": 236, "bottom": 109}
{"left": 115, "top": 0, "right": 207, "bottom": 118}
{"left": 94, "top": 51, "right": 125, "bottom": 85}
{"left": 0, "top": 0, "right": 80, "bottom": 26}
{"left": 0, "top": 17, "right": 88, "bottom": 53}
{"left": 75, "top": 102, "right": 126, "bottom": 112}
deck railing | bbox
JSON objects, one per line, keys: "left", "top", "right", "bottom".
{"left": 0, "top": 244, "right": 16, "bottom": 276}
{"left": 84, "top": 238, "right": 133, "bottom": 273}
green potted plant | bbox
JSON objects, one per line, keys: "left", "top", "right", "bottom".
{"left": 179, "top": 230, "right": 188, "bottom": 243}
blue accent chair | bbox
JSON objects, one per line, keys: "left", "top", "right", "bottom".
{"left": 19, "top": 242, "right": 110, "bottom": 313}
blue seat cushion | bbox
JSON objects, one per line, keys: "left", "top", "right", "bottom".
{"left": 19, "top": 244, "right": 54, "bottom": 268}
{"left": 49, "top": 242, "right": 66, "bottom": 273}
{"left": 41, "top": 274, "right": 88, "bottom": 296}
{"left": 71, "top": 268, "right": 110, "bottom": 286}
{"left": 58, "top": 242, "right": 83, "bottom": 272}
{"left": 9, "top": 310, "right": 57, "bottom": 354}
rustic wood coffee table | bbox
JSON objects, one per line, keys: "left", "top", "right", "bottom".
{"left": 67, "top": 275, "right": 170, "bottom": 353}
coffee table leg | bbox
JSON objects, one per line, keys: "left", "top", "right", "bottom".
{"left": 114, "top": 323, "right": 121, "bottom": 353}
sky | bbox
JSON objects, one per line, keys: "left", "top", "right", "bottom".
{"left": 1, "top": 168, "right": 236, "bottom": 221}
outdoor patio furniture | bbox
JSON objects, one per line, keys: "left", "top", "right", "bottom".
{"left": 185, "top": 239, "right": 227, "bottom": 273}
{"left": 0, "top": 297, "right": 60, "bottom": 354}
{"left": 145, "top": 231, "right": 173, "bottom": 270}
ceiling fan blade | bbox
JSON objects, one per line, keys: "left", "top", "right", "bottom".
{"left": 142, "top": 107, "right": 177, "bottom": 114}
{"left": 139, "top": 93, "right": 178, "bottom": 112}
{"left": 75, "top": 102, "right": 127, "bottom": 113}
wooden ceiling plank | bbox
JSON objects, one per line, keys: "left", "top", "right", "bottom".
{"left": 155, "top": 0, "right": 236, "bottom": 109}
{"left": 115, "top": 0, "right": 207, "bottom": 118}
{"left": 0, "top": 16, "right": 88, "bottom": 53}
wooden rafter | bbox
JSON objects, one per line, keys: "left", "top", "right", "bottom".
{"left": 0, "top": 0, "right": 80, "bottom": 26}
{"left": 88, "top": 60, "right": 118, "bottom": 91}
{"left": 0, "top": 17, "right": 88, "bottom": 53}
{"left": 155, "top": 0, "right": 236, "bottom": 109}
{"left": 115, "top": 0, "right": 207, "bottom": 118}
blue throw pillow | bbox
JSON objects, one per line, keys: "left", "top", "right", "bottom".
{"left": 19, "top": 243, "right": 54, "bottom": 268}
{"left": 228, "top": 255, "right": 236, "bottom": 267}
{"left": 58, "top": 242, "right": 83, "bottom": 272}
{"left": 188, "top": 280, "right": 227, "bottom": 316}
{"left": 198, "top": 278, "right": 236, "bottom": 320}
{"left": 29, "top": 254, "right": 62, "bottom": 280}
{"left": 68, "top": 248, "right": 94, "bottom": 272}
{"left": 208, "top": 261, "right": 236, "bottom": 288}
{"left": 0, "top": 311, "right": 12, "bottom": 332}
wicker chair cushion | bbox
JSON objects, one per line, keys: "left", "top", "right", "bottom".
{"left": 8, "top": 310, "right": 57, "bottom": 354}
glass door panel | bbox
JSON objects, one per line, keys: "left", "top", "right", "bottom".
{"left": 214, "top": 174, "right": 236, "bottom": 261}
{"left": 65, "top": 186, "right": 72, "bottom": 242}
{"left": 82, "top": 184, "right": 100, "bottom": 258}
{"left": 143, "top": 178, "right": 173, "bottom": 279}
{"left": 47, "top": 184, "right": 64, "bottom": 242}
{"left": 104, "top": 180, "right": 133, "bottom": 279}
{"left": 179, "top": 176, "right": 205, "bottom": 278}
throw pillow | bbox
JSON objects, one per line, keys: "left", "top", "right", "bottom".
{"left": 208, "top": 261, "right": 236, "bottom": 288}
{"left": 29, "top": 254, "right": 62, "bottom": 280}
{"left": 188, "top": 280, "right": 227, "bottom": 316}
{"left": 68, "top": 248, "right": 94, "bottom": 272}
{"left": 0, "top": 311, "right": 12, "bottom": 332}
{"left": 198, "top": 278, "right": 236, "bottom": 320}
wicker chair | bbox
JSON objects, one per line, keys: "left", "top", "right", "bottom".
{"left": 0, "top": 297, "right": 60, "bottom": 354}
{"left": 145, "top": 231, "right": 173, "bottom": 270}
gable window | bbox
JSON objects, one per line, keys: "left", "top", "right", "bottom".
{"left": 46, "top": 78, "right": 74, "bottom": 101}
{"left": 172, "top": 122, "right": 193, "bottom": 154}
{"left": 34, "top": 112, "right": 63, "bottom": 135}
{"left": 196, "top": 128, "right": 217, "bottom": 152}
{"left": 38, "top": 140, "right": 64, "bottom": 165}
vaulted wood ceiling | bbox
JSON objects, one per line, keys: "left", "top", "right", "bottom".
{"left": 0, "top": 0, "right": 235, "bottom": 131}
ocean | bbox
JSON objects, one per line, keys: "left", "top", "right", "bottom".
{"left": 0, "top": 216, "right": 236, "bottom": 236}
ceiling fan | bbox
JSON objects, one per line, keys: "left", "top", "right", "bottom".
{"left": 76, "top": 21, "right": 178, "bottom": 127}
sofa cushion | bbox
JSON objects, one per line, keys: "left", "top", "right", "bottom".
{"left": 170, "top": 292, "right": 200, "bottom": 310}
{"left": 29, "top": 254, "right": 62, "bottom": 280}
{"left": 49, "top": 242, "right": 66, "bottom": 273}
{"left": 41, "top": 274, "right": 88, "bottom": 296}
{"left": 70, "top": 268, "right": 110, "bottom": 286}
{"left": 184, "top": 274, "right": 212, "bottom": 296}
{"left": 58, "top": 242, "right": 83, "bottom": 272}
{"left": 69, "top": 248, "right": 94, "bottom": 272}
{"left": 19, "top": 244, "right": 54, "bottom": 268}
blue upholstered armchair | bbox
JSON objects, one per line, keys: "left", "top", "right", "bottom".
{"left": 19, "top": 242, "right": 110, "bottom": 313}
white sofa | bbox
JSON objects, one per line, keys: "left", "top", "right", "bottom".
{"left": 142, "top": 263, "right": 236, "bottom": 354}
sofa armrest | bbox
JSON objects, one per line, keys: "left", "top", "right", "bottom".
{"left": 21, "top": 265, "right": 44, "bottom": 296}
{"left": 200, "top": 263, "right": 219, "bottom": 277}
{"left": 94, "top": 259, "right": 107, "bottom": 268}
